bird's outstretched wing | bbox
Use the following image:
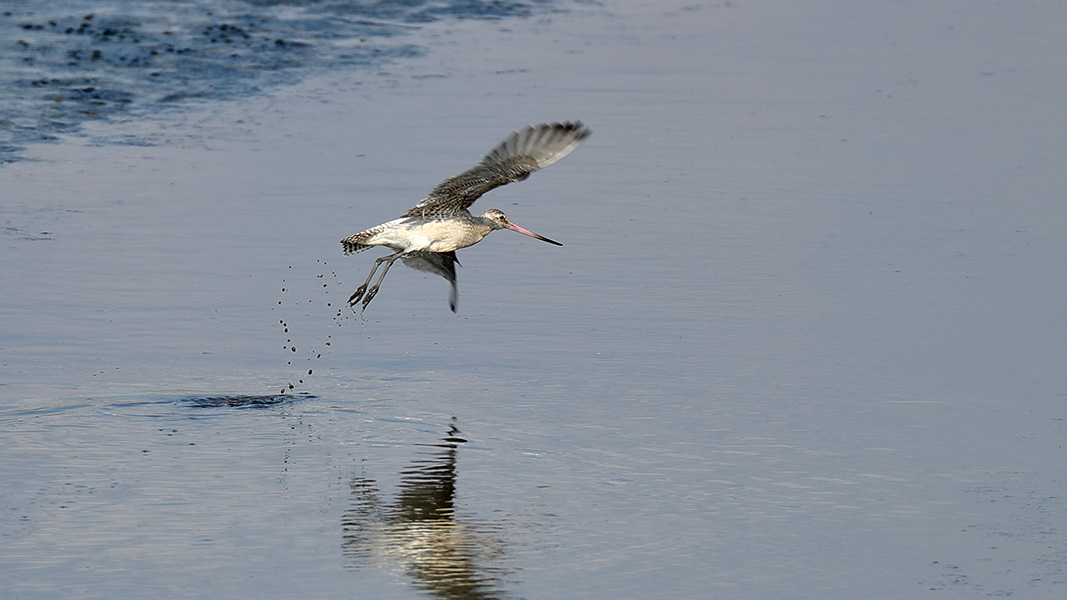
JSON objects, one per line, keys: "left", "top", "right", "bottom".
{"left": 401, "top": 251, "right": 460, "bottom": 312}
{"left": 405, "top": 121, "right": 591, "bottom": 217}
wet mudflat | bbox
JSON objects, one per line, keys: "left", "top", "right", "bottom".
{"left": 0, "top": 0, "right": 557, "bottom": 162}
{"left": 4, "top": 1, "right": 1067, "bottom": 598}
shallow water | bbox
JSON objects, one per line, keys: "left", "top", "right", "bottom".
{"left": 0, "top": 0, "right": 565, "bottom": 163}
{"left": 4, "top": 0, "right": 1067, "bottom": 598}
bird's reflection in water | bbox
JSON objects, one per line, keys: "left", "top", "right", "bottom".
{"left": 342, "top": 421, "right": 516, "bottom": 599}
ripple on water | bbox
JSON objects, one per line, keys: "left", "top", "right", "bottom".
{"left": 78, "top": 392, "right": 316, "bottom": 419}
{"left": 181, "top": 393, "right": 313, "bottom": 409}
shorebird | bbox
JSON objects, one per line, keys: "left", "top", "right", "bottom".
{"left": 341, "top": 121, "right": 590, "bottom": 313}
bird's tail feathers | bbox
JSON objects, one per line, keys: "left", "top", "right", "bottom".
{"left": 341, "top": 238, "right": 372, "bottom": 255}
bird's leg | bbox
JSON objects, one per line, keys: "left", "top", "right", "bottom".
{"left": 349, "top": 251, "right": 402, "bottom": 306}
{"left": 348, "top": 264, "right": 380, "bottom": 306}
{"left": 361, "top": 254, "right": 402, "bottom": 311}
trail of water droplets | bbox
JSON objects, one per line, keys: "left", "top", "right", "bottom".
{"left": 274, "top": 259, "right": 359, "bottom": 395}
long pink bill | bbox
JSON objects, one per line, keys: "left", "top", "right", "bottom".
{"left": 507, "top": 222, "right": 563, "bottom": 246}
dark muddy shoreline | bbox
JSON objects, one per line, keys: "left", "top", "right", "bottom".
{"left": 0, "top": 0, "right": 563, "bottom": 163}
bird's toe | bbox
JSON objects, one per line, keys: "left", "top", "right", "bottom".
{"left": 348, "top": 285, "right": 367, "bottom": 305}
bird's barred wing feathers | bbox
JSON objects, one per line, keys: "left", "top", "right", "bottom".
{"left": 401, "top": 251, "right": 460, "bottom": 312}
{"left": 405, "top": 121, "right": 590, "bottom": 216}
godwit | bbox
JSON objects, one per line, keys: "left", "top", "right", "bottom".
{"left": 341, "top": 121, "right": 591, "bottom": 312}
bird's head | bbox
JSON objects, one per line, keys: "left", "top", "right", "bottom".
{"left": 480, "top": 209, "right": 562, "bottom": 246}
{"left": 480, "top": 208, "right": 512, "bottom": 230}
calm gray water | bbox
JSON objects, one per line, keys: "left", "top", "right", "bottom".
{"left": 4, "top": 1, "right": 1067, "bottom": 598}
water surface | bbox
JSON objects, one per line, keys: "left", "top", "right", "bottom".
{"left": 4, "top": 1, "right": 1067, "bottom": 598}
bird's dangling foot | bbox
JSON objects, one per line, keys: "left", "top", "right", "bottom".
{"left": 361, "top": 286, "right": 381, "bottom": 310}
{"left": 348, "top": 285, "right": 368, "bottom": 307}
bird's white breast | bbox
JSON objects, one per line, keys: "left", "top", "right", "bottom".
{"left": 363, "top": 217, "right": 488, "bottom": 253}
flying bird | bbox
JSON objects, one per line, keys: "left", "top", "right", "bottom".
{"left": 341, "top": 121, "right": 590, "bottom": 312}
